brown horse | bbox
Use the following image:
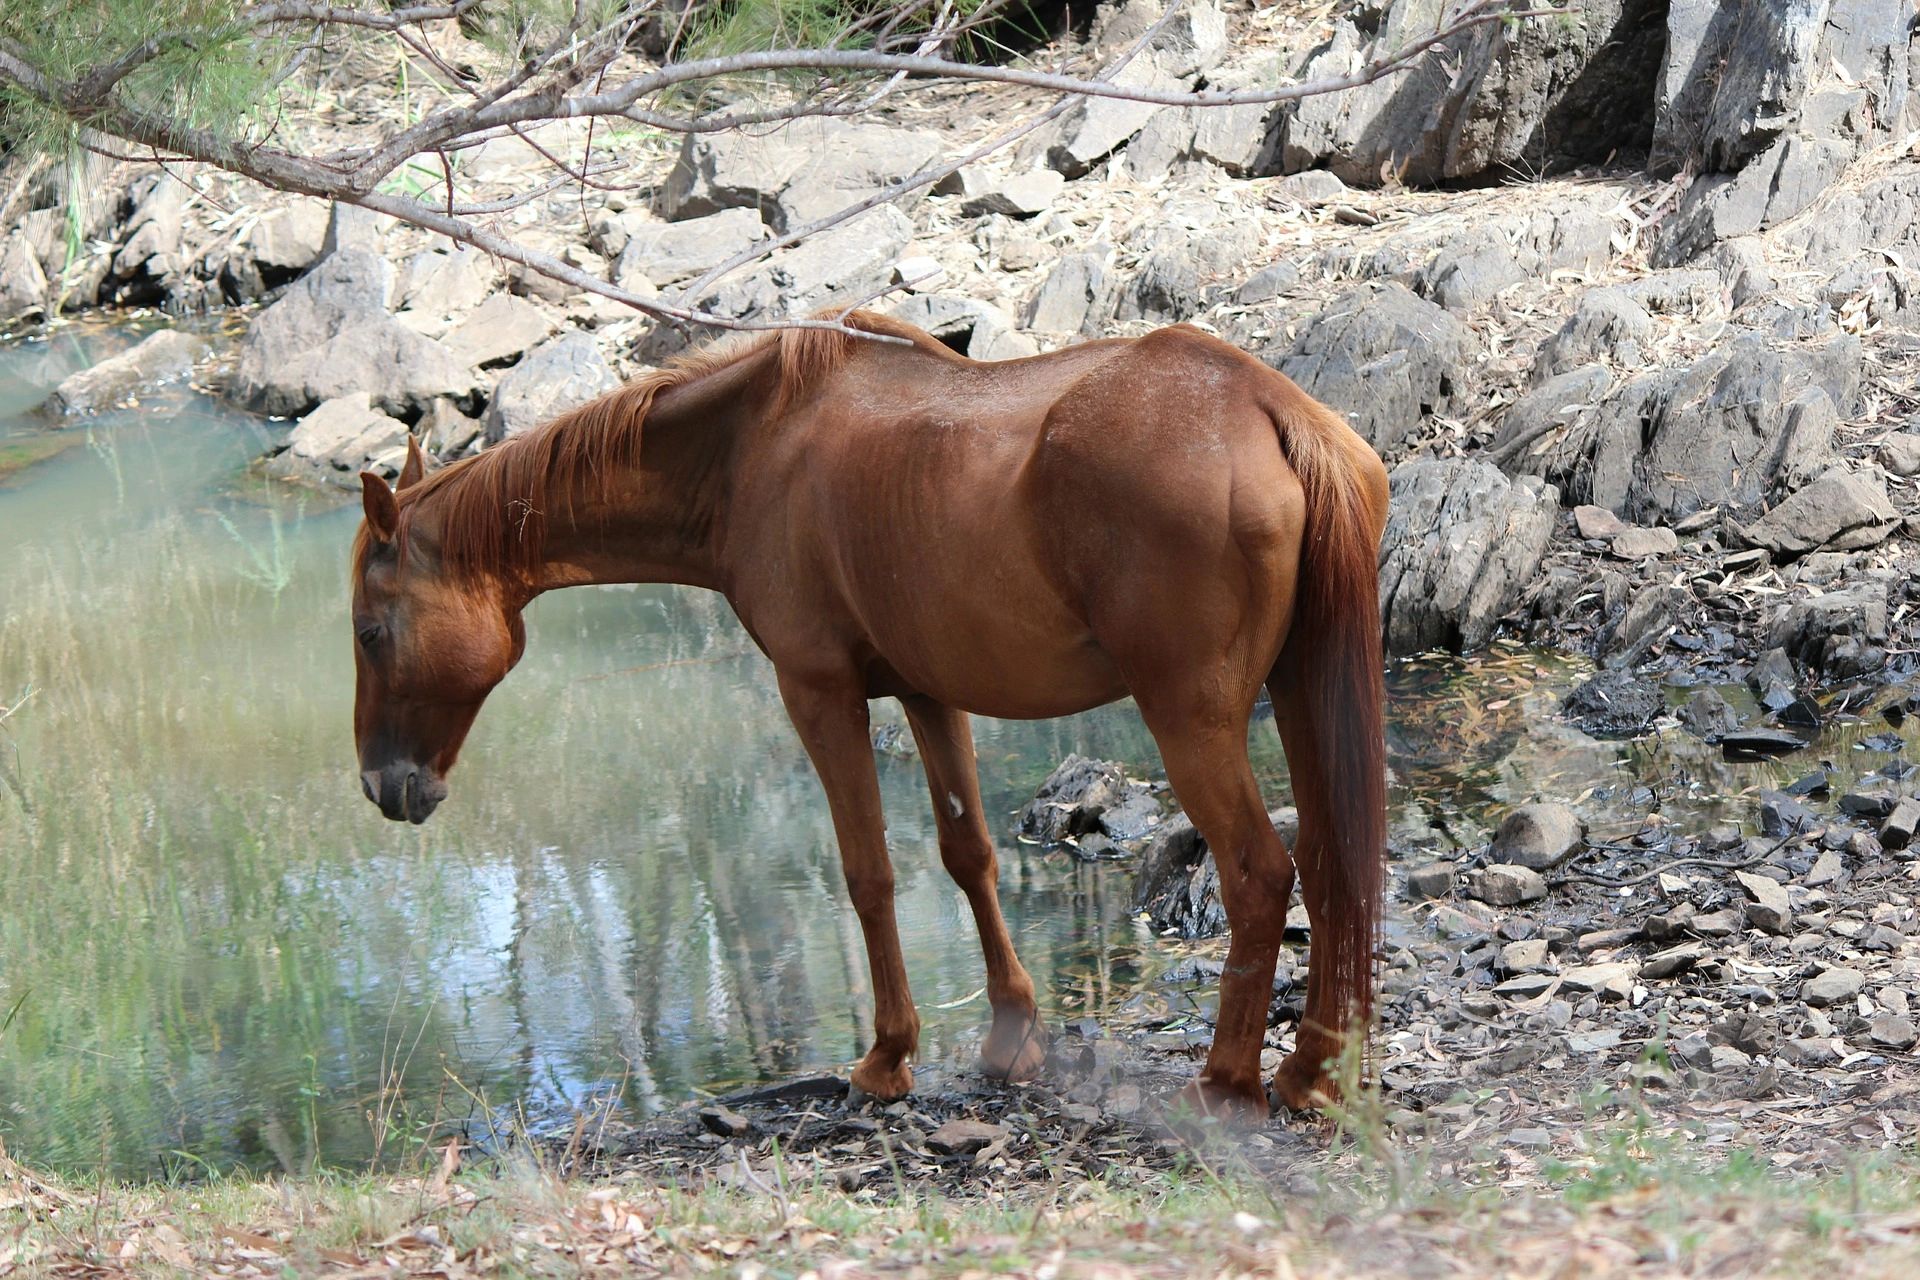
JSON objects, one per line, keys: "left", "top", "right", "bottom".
{"left": 349, "top": 310, "right": 1387, "bottom": 1115}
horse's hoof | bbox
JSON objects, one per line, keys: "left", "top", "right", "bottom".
{"left": 849, "top": 1058, "right": 914, "bottom": 1102}
{"left": 980, "top": 1014, "right": 1048, "bottom": 1083}
{"left": 1166, "top": 1077, "right": 1269, "bottom": 1129}
{"left": 1270, "top": 1053, "right": 1338, "bottom": 1112}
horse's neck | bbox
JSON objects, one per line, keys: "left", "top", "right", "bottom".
{"left": 516, "top": 363, "right": 756, "bottom": 598}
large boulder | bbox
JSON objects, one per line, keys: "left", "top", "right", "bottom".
{"left": 443, "top": 294, "right": 558, "bottom": 369}
{"left": 1133, "top": 808, "right": 1299, "bottom": 940}
{"left": 0, "top": 232, "right": 51, "bottom": 323}
{"left": 483, "top": 332, "right": 619, "bottom": 441}
{"left": 1275, "top": 0, "right": 1667, "bottom": 187}
{"left": 231, "top": 249, "right": 477, "bottom": 418}
{"left": 612, "top": 207, "right": 769, "bottom": 290}
{"left": 1767, "top": 579, "right": 1892, "bottom": 679}
{"left": 45, "top": 329, "right": 206, "bottom": 416}
{"left": 1265, "top": 282, "right": 1473, "bottom": 455}
{"left": 1378, "top": 458, "right": 1559, "bottom": 655}
{"left": 662, "top": 119, "right": 942, "bottom": 232}
{"left": 1024, "top": 251, "right": 1118, "bottom": 337}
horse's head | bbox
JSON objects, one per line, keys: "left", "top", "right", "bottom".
{"left": 350, "top": 441, "right": 524, "bottom": 823}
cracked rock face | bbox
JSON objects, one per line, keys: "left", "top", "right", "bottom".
{"left": 1377, "top": 458, "right": 1559, "bottom": 656}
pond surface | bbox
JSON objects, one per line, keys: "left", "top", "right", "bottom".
{"left": 0, "top": 322, "right": 1908, "bottom": 1178}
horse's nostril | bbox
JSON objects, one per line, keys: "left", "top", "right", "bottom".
{"left": 360, "top": 771, "right": 379, "bottom": 803}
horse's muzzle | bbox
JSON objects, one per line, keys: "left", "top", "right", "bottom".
{"left": 361, "top": 764, "right": 446, "bottom": 824}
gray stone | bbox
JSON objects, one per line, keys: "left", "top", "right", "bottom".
{"left": 248, "top": 201, "right": 329, "bottom": 277}
{"left": 483, "top": 332, "right": 619, "bottom": 442}
{"left": 1766, "top": 581, "right": 1889, "bottom": 679}
{"left": 1404, "top": 862, "right": 1456, "bottom": 901}
{"left": 444, "top": 294, "right": 558, "bottom": 369}
{"left": 1041, "top": 53, "right": 1183, "bottom": 178}
{"left": 1017, "top": 755, "right": 1160, "bottom": 847}
{"left": 1869, "top": 1014, "right": 1918, "bottom": 1049}
{"left": 1276, "top": 0, "right": 1667, "bottom": 187}
{"left": 1735, "top": 468, "right": 1900, "bottom": 558}
{"left": 1489, "top": 365, "right": 1614, "bottom": 480}
{"left": 1574, "top": 505, "right": 1629, "bottom": 540}
{"left": 45, "top": 330, "right": 206, "bottom": 416}
{"left": 1678, "top": 687, "right": 1743, "bottom": 742}
{"left": 1641, "top": 942, "right": 1706, "bottom": 980}
{"left": 885, "top": 294, "right": 1030, "bottom": 362}
{"left": 1418, "top": 210, "right": 1615, "bottom": 313}
{"left": 111, "top": 172, "right": 189, "bottom": 285}
{"left": 772, "top": 206, "right": 915, "bottom": 315}
{"left": 1561, "top": 962, "right": 1638, "bottom": 1001}
{"left": 1879, "top": 433, "right": 1920, "bottom": 478}
{"left": 397, "top": 246, "right": 498, "bottom": 319}
{"left": 1499, "top": 938, "right": 1553, "bottom": 975}
{"left": 1657, "top": 137, "right": 1854, "bottom": 264}
{"left": 1469, "top": 864, "right": 1548, "bottom": 907}
{"left": 1881, "top": 797, "right": 1920, "bottom": 852}
{"left": 960, "top": 169, "right": 1065, "bottom": 219}
{"left": 1024, "top": 252, "right": 1117, "bottom": 336}
{"left": 1562, "top": 669, "right": 1662, "bottom": 738}
{"left": 1802, "top": 966, "right": 1866, "bottom": 1007}
{"left": 1377, "top": 458, "right": 1558, "bottom": 656}
{"left": 1610, "top": 526, "right": 1679, "bottom": 560}
{"left": 1268, "top": 282, "right": 1474, "bottom": 454}
{"left": 0, "top": 231, "right": 49, "bottom": 322}
{"left": 926, "top": 1118, "right": 1004, "bottom": 1157}
{"left": 320, "top": 203, "right": 388, "bottom": 258}
{"left": 613, "top": 207, "right": 769, "bottom": 290}
{"left": 267, "top": 392, "right": 410, "bottom": 486}
{"left": 1490, "top": 803, "right": 1585, "bottom": 871}
{"left": 1736, "top": 870, "right": 1793, "bottom": 935}
{"left": 663, "top": 119, "right": 942, "bottom": 232}
{"left": 1535, "top": 288, "right": 1655, "bottom": 380}
{"left": 231, "top": 250, "right": 476, "bottom": 418}
{"left": 1234, "top": 261, "right": 1300, "bottom": 306}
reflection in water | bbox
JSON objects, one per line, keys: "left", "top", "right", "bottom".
{"left": 1, "top": 325, "right": 1908, "bottom": 1177}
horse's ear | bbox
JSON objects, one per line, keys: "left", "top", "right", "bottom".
{"left": 397, "top": 435, "right": 426, "bottom": 491}
{"left": 361, "top": 470, "right": 399, "bottom": 542}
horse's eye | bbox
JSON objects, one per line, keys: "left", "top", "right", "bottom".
{"left": 357, "top": 623, "right": 384, "bottom": 650}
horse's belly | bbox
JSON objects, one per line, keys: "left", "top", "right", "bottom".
{"left": 859, "top": 608, "right": 1128, "bottom": 720}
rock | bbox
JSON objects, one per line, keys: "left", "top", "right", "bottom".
{"left": 1489, "top": 803, "right": 1585, "bottom": 871}
{"left": 231, "top": 250, "right": 476, "bottom": 418}
{"left": 772, "top": 206, "right": 916, "bottom": 315}
{"left": 1562, "top": 670, "right": 1661, "bottom": 738}
{"left": 1641, "top": 942, "right": 1706, "bottom": 980}
{"left": 443, "top": 294, "right": 558, "bottom": 369}
{"left": 613, "top": 207, "right": 769, "bottom": 290}
{"left": 1562, "top": 962, "right": 1638, "bottom": 1001}
{"left": 1802, "top": 966, "right": 1866, "bottom": 1007}
{"left": 1574, "top": 505, "right": 1630, "bottom": 540}
{"left": 1234, "top": 261, "right": 1300, "bottom": 306}
{"left": 1759, "top": 793, "right": 1814, "bottom": 838}
{"left": 1735, "top": 871, "right": 1793, "bottom": 935}
{"left": 1275, "top": 0, "right": 1668, "bottom": 187}
{"left": 1806, "top": 849, "right": 1845, "bottom": 887}
{"left": 698, "top": 1105, "right": 752, "bottom": 1138}
{"left": 1720, "top": 729, "right": 1809, "bottom": 762}
{"left": 1024, "top": 252, "right": 1117, "bottom": 336}
{"left": 1269, "top": 171, "right": 1350, "bottom": 206}
{"left": 1656, "top": 137, "right": 1853, "bottom": 264}
{"left": 1870, "top": 1014, "right": 1919, "bottom": 1050}
{"left": 1469, "top": 864, "right": 1547, "bottom": 907}
{"left": 925, "top": 1118, "right": 1004, "bottom": 1157}
{"left": 266, "top": 392, "right": 409, "bottom": 486}
{"left": 885, "top": 294, "right": 1032, "bottom": 362}
{"left": 247, "top": 202, "right": 329, "bottom": 278}
{"left": 1880, "top": 797, "right": 1920, "bottom": 852}
{"left": 1878, "top": 432, "right": 1920, "bottom": 477}
{"left": 482, "top": 333, "right": 619, "bottom": 442}
{"left": 397, "top": 246, "right": 498, "bottom": 319}
{"left": 1535, "top": 287, "right": 1655, "bottom": 379}
{"left": 320, "top": 203, "right": 388, "bottom": 257}
{"left": 1766, "top": 581, "right": 1889, "bottom": 680}
{"left": 960, "top": 170, "right": 1066, "bottom": 218}
{"left": 110, "top": 172, "right": 189, "bottom": 290}
{"left": 1677, "top": 688, "right": 1743, "bottom": 742}
{"left": 1016, "top": 755, "right": 1161, "bottom": 848}
{"left": 663, "top": 119, "right": 942, "bottom": 232}
{"left": 1609, "top": 526, "right": 1679, "bottom": 560}
{"left": 1041, "top": 53, "right": 1183, "bottom": 178}
{"left": 1376, "top": 459, "right": 1557, "bottom": 656}
{"left": 1499, "top": 938, "right": 1553, "bottom": 975}
{"left": 1404, "top": 862, "right": 1456, "bottom": 901}
{"left": 0, "top": 232, "right": 49, "bottom": 322}
{"left": 45, "top": 330, "right": 206, "bottom": 415}
{"left": 1267, "top": 282, "right": 1472, "bottom": 455}
{"left": 1734, "top": 468, "right": 1900, "bottom": 558}
{"left": 1133, "top": 809, "right": 1299, "bottom": 940}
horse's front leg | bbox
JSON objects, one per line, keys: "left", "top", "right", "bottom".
{"left": 777, "top": 670, "right": 920, "bottom": 1100}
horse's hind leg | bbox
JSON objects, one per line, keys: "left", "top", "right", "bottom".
{"left": 900, "top": 695, "right": 1047, "bottom": 1081}
{"left": 1137, "top": 696, "right": 1295, "bottom": 1118}
{"left": 777, "top": 670, "right": 920, "bottom": 1100}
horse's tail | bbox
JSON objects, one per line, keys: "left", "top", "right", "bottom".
{"left": 1265, "top": 386, "right": 1389, "bottom": 1052}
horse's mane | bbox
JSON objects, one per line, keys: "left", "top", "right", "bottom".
{"left": 363, "top": 309, "right": 931, "bottom": 582}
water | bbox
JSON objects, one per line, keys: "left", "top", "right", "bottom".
{"left": 0, "top": 323, "right": 1910, "bottom": 1178}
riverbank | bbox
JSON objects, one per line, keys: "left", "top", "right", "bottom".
{"left": 9, "top": 1126, "right": 1920, "bottom": 1278}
